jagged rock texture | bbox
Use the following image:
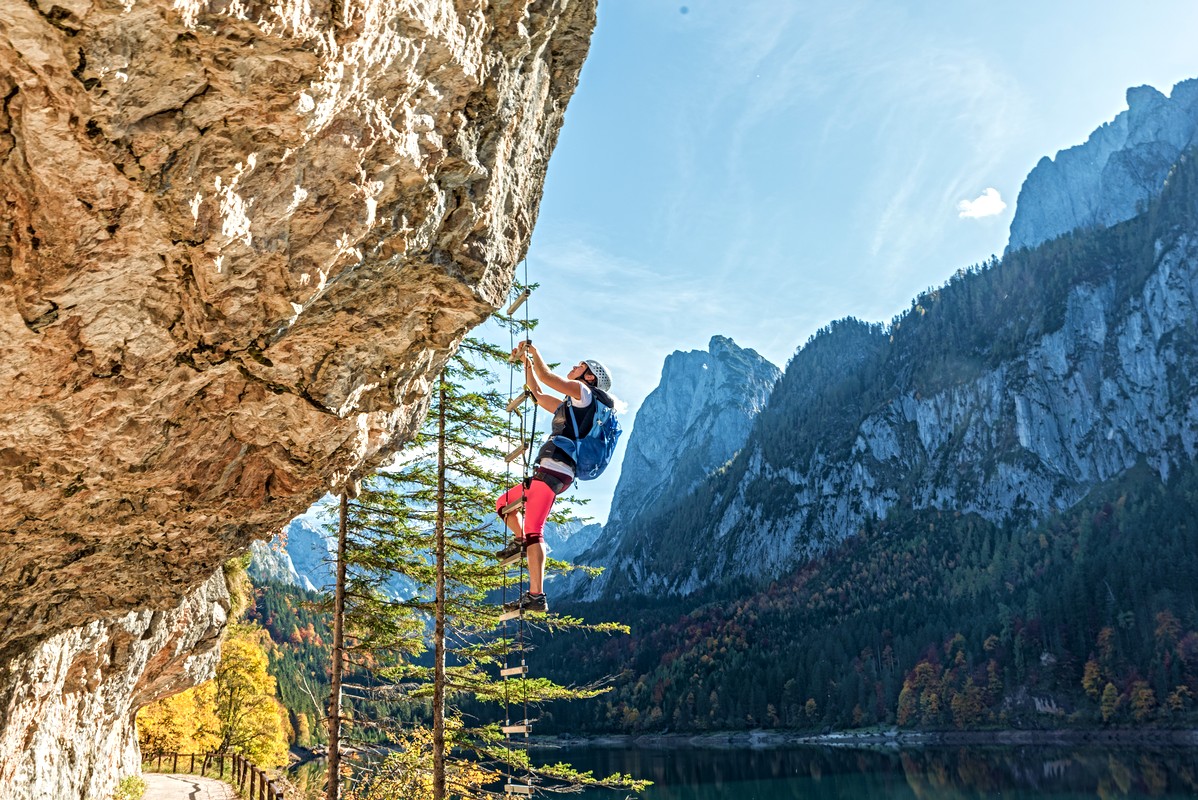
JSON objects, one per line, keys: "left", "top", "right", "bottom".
{"left": 704, "top": 235, "right": 1198, "bottom": 589}
{"left": 1008, "top": 79, "right": 1198, "bottom": 253}
{"left": 0, "top": 0, "right": 595, "bottom": 796}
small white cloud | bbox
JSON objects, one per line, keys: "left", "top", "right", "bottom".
{"left": 957, "top": 187, "right": 1006, "bottom": 219}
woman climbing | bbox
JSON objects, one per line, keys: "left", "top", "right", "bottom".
{"left": 495, "top": 340, "right": 615, "bottom": 612}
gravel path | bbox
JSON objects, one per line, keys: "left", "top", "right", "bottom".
{"left": 143, "top": 773, "right": 238, "bottom": 800}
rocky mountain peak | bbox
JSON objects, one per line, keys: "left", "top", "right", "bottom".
{"left": 565, "top": 336, "right": 779, "bottom": 598}
{"left": 605, "top": 336, "right": 780, "bottom": 533}
{"left": 1007, "top": 78, "right": 1198, "bottom": 253}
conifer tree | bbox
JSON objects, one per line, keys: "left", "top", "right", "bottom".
{"left": 327, "top": 289, "right": 645, "bottom": 800}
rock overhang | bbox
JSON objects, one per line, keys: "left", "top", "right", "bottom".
{"left": 0, "top": 0, "right": 596, "bottom": 659}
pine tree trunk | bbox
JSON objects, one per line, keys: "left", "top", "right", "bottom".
{"left": 433, "top": 377, "right": 448, "bottom": 800}
{"left": 327, "top": 491, "right": 349, "bottom": 800}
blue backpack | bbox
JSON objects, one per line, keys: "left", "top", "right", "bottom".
{"left": 551, "top": 397, "right": 622, "bottom": 481}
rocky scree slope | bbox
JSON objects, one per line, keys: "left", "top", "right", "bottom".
{"left": 568, "top": 336, "right": 779, "bottom": 598}
{"left": 0, "top": 0, "right": 596, "bottom": 797}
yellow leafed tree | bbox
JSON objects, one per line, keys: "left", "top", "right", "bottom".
{"left": 345, "top": 724, "right": 493, "bottom": 800}
{"left": 214, "top": 625, "right": 291, "bottom": 767}
{"left": 137, "top": 624, "right": 290, "bottom": 768}
{"left": 137, "top": 682, "right": 221, "bottom": 755}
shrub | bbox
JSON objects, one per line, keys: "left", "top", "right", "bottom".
{"left": 112, "top": 775, "right": 147, "bottom": 800}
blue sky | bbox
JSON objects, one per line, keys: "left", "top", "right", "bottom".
{"left": 508, "top": 0, "right": 1198, "bottom": 524}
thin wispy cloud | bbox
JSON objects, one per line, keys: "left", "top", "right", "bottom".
{"left": 957, "top": 187, "right": 1007, "bottom": 218}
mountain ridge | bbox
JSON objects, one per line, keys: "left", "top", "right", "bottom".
{"left": 1008, "top": 79, "right": 1198, "bottom": 252}
{"left": 566, "top": 335, "right": 780, "bottom": 598}
{"left": 585, "top": 82, "right": 1198, "bottom": 600}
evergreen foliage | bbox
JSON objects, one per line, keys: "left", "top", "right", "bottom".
{"left": 539, "top": 458, "right": 1198, "bottom": 733}
{"left": 315, "top": 290, "right": 645, "bottom": 799}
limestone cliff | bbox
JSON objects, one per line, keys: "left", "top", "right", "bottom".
{"left": 607, "top": 336, "right": 780, "bottom": 533}
{"left": 0, "top": 0, "right": 596, "bottom": 796}
{"left": 0, "top": 573, "right": 228, "bottom": 799}
{"left": 1008, "top": 79, "right": 1198, "bottom": 253}
{"left": 569, "top": 336, "right": 779, "bottom": 598}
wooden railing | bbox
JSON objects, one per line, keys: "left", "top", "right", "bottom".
{"left": 143, "top": 751, "right": 286, "bottom": 800}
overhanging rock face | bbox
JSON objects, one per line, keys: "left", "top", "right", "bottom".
{"left": 0, "top": 0, "right": 595, "bottom": 794}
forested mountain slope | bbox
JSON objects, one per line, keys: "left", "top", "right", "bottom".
{"left": 533, "top": 89, "right": 1198, "bottom": 734}
{"left": 540, "top": 457, "right": 1198, "bottom": 732}
{"left": 602, "top": 148, "right": 1198, "bottom": 598}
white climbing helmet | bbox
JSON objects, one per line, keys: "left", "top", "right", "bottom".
{"left": 582, "top": 359, "right": 612, "bottom": 392}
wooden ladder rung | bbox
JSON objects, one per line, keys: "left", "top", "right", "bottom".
{"left": 498, "top": 549, "right": 525, "bottom": 569}
{"left": 506, "top": 389, "right": 530, "bottom": 414}
{"left": 501, "top": 665, "right": 528, "bottom": 677}
{"left": 505, "top": 289, "right": 531, "bottom": 315}
{"left": 501, "top": 724, "right": 531, "bottom": 735}
{"left": 499, "top": 609, "right": 523, "bottom": 622}
{"left": 504, "top": 444, "right": 527, "bottom": 463}
{"left": 504, "top": 784, "right": 535, "bottom": 797}
{"left": 499, "top": 498, "right": 524, "bottom": 517}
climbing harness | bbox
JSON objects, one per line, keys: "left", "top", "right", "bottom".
{"left": 499, "top": 258, "right": 538, "bottom": 798}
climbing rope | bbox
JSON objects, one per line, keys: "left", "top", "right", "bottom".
{"left": 500, "top": 258, "right": 537, "bottom": 797}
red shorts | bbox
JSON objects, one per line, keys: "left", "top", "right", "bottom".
{"left": 495, "top": 469, "right": 572, "bottom": 544}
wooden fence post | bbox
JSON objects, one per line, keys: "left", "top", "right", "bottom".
{"left": 189, "top": 754, "right": 195, "bottom": 774}
{"left": 172, "top": 754, "right": 178, "bottom": 773}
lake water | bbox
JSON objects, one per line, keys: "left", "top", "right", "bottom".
{"left": 530, "top": 744, "right": 1198, "bottom": 799}
{"left": 291, "top": 743, "right": 1198, "bottom": 798}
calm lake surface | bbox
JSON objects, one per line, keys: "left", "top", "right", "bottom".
{"left": 531, "top": 744, "right": 1198, "bottom": 799}
{"left": 291, "top": 743, "right": 1198, "bottom": 798}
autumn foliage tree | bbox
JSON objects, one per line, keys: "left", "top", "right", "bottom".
{"left": 214, "top": 625, "right": 291, "bottom": 766}
{"left": 137, "top": 624, "right": 290, "bottom": 767}
{"left": 137, "top": 682, "right": 221, "bottom": 755}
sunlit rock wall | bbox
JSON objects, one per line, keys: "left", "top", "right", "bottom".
{"left": 0, "top": 574, "right": 229, "bottom": 799}
{"left": 0, "top": 0, "right": 596, "bottom": 795}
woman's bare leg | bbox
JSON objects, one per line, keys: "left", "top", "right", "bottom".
{"left": 527, "top": 542, "right": 545, "bottom": 595}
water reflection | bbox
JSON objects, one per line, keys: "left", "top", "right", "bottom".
{"left": 287, "top": 759, "right": 328, "bottom": 799}
{"left": 542, "top": 745, "right": 1198, "bottom": 799}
